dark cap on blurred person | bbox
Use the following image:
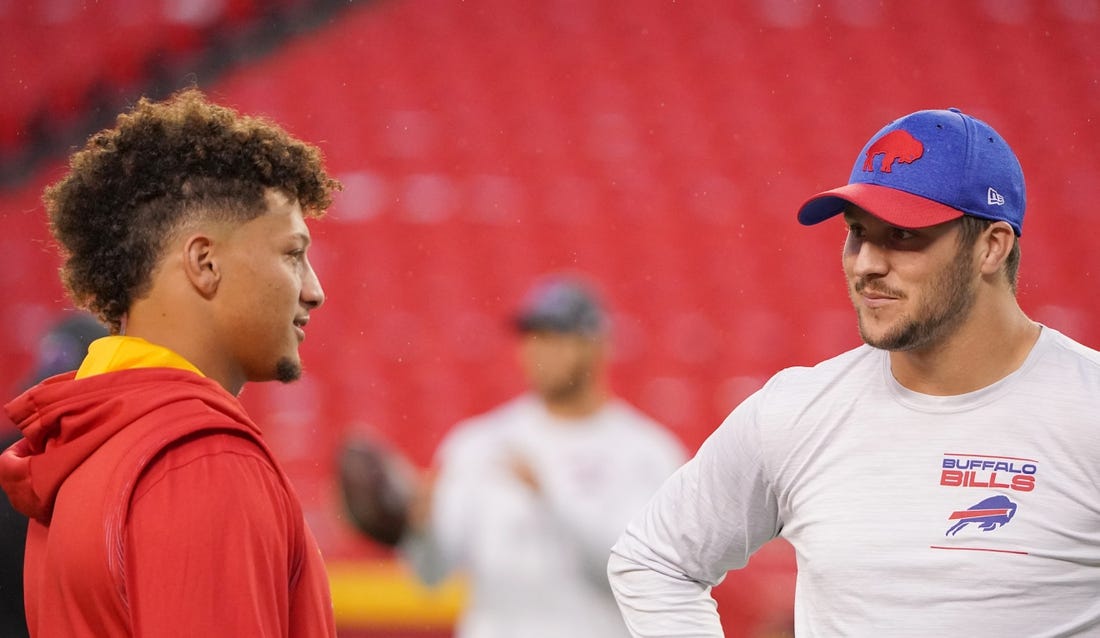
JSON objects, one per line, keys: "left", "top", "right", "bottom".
{"left": 22, "top": 313, "right": 109, "bottom": 390}
{"left": 514, "top": 276, "right": 607, "bottom": 336}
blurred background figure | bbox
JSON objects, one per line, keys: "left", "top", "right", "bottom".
{"left": 0, "top": 313, "right": 108, "bottom": 638}
{"left": 343, "top": 274, "right": 687, "bottom": 638}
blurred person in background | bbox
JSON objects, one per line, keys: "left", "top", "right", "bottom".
{"left": 608, "top": 109, "right": 1100, "bottom": 636}
{"left": 405, "top": 274, "right": 687, "bottom": 638}
{"left": 343, "top": 274, "right": 687, "bottom": 638}
{"left": 0, "top": 88, "right": 341, "bottom": 637}
{"left": 0, "top": 313, "right": 108, "bottom": 638}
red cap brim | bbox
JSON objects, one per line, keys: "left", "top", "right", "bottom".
{"left": 798, "top": 183, "right": 964, "bottom": 229}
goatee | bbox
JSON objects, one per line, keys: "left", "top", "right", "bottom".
{"left": 275, "top": 357, "right": 302, "bottom": 383}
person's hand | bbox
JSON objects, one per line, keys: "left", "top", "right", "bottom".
{"left": 407, "top": 467, "right": 436, "bottom": 533}
{"left": 510, "top": 455, "right": 541, "bottom": 493}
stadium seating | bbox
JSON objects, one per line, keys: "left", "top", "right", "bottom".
{"left": 3, "top": 0, "right": 1098, "bottom": 635}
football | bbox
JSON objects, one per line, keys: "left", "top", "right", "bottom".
{"left": 338, "top": 435, "right": 417, "bottom": 547}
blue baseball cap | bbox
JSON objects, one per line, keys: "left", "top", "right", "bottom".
{"left": 514, "top": 276, "right": 607, "bottom": 336}
{"left": 798, "top": 108, "right": 1026, "bottom": 235}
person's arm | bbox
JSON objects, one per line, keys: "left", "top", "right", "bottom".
{"left": 398, "top": 469, "right": 455, "bottom": 586}
{"left": 124, "top": 433, "right": 299, "bottom": 637}
{"left": 608, "top": 391, "right": 780, "bottom": 637}
{"left": 399, "top": 431, "right": 488, "bottom": 586}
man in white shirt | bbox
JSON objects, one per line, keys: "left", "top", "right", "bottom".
{"left": 403, "top": 274, "right": 687, "bottom": 638}
{"left": 608, "top": 109, "right": 1100, "bottom": 637}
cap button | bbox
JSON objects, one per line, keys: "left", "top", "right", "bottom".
{"left": 948, "top": 107, "right": 962, "bottom": 113}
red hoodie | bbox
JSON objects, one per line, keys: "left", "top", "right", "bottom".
{"left": 0, "top": 367, "right": 336, "bottom": 637}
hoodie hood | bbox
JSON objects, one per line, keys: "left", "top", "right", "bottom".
{"left": 0, "top": 367, "right": 257, "bottom": 523}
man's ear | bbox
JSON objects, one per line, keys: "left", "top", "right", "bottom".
{"left": 183, "top": 234, "right": 220, "bottom": 298}
{"left": 981, "top": 222, "right": 1012, "bottom": 273}
{"left": 978, "top": 221, "right": 1016, "bottom": 276}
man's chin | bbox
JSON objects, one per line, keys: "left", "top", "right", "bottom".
{"left": 859, "top": 319, "right": 923, "bottom": 352}
{"left": 275, "top": 357, "right": 303, "bottom": 383}
{"left": 857, "top": 317, "right": 898, "bottom": 350}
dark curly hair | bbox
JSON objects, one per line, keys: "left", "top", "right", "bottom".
{"left": 44, "top": 88, "right": 341, "bottom": 334}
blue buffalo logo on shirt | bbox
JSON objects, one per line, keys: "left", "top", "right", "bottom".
{"left": 946, "top": 495, "right": 1017, "bottom": 536}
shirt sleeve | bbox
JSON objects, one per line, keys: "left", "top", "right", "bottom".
{"left": 608, "top": 390, "right": 780, "bottom": 637}
{"left": 124, "top": 432, "right": 299, "bottom": 637}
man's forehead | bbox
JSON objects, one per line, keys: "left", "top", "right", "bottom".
{"left": 842, "top": 204, "right": 913, "bottom": 229}
{"left": 261, "top": 191, "right": 307, "bottom": 224}
{"left": 841, "top": 203, "right": 966, "bottom": 237}
{"left": 841, "top": 204, "right": 881, "bottom": 223}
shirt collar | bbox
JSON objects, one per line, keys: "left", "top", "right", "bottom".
{"left": 75, "top": 335, "right": 204, "bottom": 379}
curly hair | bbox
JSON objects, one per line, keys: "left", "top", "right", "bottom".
{"left": 44, "top": 88, "right": 341, "bottom": 334}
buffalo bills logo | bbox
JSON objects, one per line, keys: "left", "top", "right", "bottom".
{"left": 863, "top": 129, "right": 924, "bottom": 173}
{"left": 946, "top": 495, "right": 1017, "bottom": 536}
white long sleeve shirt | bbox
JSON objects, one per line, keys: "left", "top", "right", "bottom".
{"left": 610, "top": 326, "right": 1100, "bottom": 637}
{"left": 404, "top": 394, "right": 686, "bottom": 638}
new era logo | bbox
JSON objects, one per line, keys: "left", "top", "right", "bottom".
{"left": 988, "top": 187, "right": 1005, "bottom": 206}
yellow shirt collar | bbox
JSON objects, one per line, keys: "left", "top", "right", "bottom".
{"left": 75, "top": 336, "right": 205, "bottom": 379}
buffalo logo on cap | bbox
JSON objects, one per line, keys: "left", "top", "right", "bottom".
{"left": 863, "top": 129, "right": 924, "bottom": 173}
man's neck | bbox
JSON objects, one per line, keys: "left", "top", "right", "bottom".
{"left": 127, "top": 300, "right": 244, "bottom": 395}
{"left": 888, "top": 299, "right": 1040, "bottom": 396}
{"left": 541, "top": 386, "right": 609, "bottom": 420}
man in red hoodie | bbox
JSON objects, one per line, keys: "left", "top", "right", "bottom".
{"left": 0, "top": 88, "right": 341, "bottom": 637}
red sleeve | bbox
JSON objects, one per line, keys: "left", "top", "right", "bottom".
{"left": 125, "top": 432, "right": 299, "bottom": 637}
